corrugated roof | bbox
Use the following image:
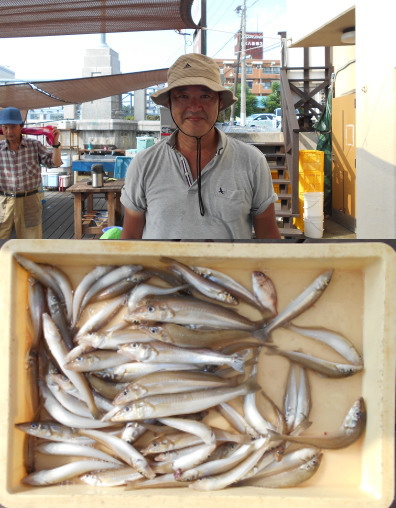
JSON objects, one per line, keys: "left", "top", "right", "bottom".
{"left": 0, "top": 0, "right": 198, "bottom": 38}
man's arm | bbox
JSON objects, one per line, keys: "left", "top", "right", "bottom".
{"left": 253, "top": 203, "right": 281, "bottom": 239}
{"left": 120, "top": 207, "right": 146, "bottom": 239}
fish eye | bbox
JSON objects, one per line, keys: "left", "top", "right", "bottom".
{"left": 31, "top": 423, "right": 38, "bottom": 429}
{"left": 147, "top": 306, "right": 155, "bottom": 312}
{"left": 149, "top": 327, "right": 158, "bottom": 334}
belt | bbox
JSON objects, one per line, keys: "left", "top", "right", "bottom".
{"left": 0, "top": 189, "right": 38, "bottom": 198}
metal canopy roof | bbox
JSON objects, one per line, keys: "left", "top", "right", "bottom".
{"left": 0, "top": 0, "right": 198, "bottom": 38}
{"left": 0, "top": 69, "right": 169, "bottom": 109}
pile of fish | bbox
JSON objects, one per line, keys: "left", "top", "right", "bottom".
{"left": 14, "top": 254, "right": 366, "bottom": 490}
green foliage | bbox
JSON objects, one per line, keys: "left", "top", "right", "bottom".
{"left": 228, "top": 84, "right": 260, "bottom": 118}
{"left": 264, "top": 81, "right": 281, "bottom": 113}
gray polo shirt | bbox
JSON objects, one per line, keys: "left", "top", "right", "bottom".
{"left": 120, "top": 128, "right": 277, "bottom": 240}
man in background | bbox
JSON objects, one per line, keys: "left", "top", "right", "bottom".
{"left": 0, "top": 107, "right": 62, "bottom": 239}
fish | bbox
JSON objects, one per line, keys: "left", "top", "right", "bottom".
{"left": 239, "top": 451, "right": 323, "bottom": 488}
{"left": 157, "top": 417, "right": 215, "bottom": 445}
{"left": 39, "top": 379, "right": 113, "bottom": 429}
{"left": 255, "top": 269, "right": 334, "bottom": 338}
{"left": 118, "top": 341, "right": 248, "bottom": 373}
{"left": 161, "top": 257, "right": 238, "bottom": 305}
{"left": 112, "top": 370, "right": 235, "bottom": 405}
{"left": 80, "top": 467, "right": 142, "bottom": 487}
{"left": 14, "top": 254, "right": 65, "bottom": 304}
{"left": 42, "top": 312, "right": 100, "bottom": 418}
{"left": 191, "top": 265, "right": 262, "bottom": 309}
{"left": 72, "top": 265, "right": 116, "bottom": 327}
{"left": 35, "top": 441, "right": 124, "bottom": 465}
{"left": 42, "top": 264, "right": 74, "bottom": 324}
{"left": 64, "top": 350, "right": 132, "bottom": 372}
{"left": 94, "top": 271, "right": 150, "bottom": 302}
{"left": 75, "top": 293, "right": 127, "bottom": 338}
{"left": 22, "top": 460, "right": 122, "bottom": 486}
{"left": 108, "top": 379, "right": 261, "bottom": 421}
{"left": 127, "top": 282, "right": 190, "bottom": 312}
{"left": 77, "top": 428, "right": 155, "bottom": 479}
{"left": 15, "top": 421, "right": 95, "bottom": 444}
{"left": 189, "top": 437, "right": 269, "bottom": 491}
{"left": 93, "top": 361, "right": 200, "bottom": 383}
{"left": 27, "top": 277, "right": 45, "bottom": 348}
{"left": 251, "top": 271, "right": 278, "bottom": 316}
{"left": 80, "top": 265, "right": 143, "bottom": 312}
{"left": 264, "top": 344, "right": 363, "bottom": 378}
{"left": 267, "top": 397, "right": 366, "bottom": 449}
{"left": 126, "top": 295, "right": 265, "bottom": 331}
{"left": 142, "top": 323, "right": 254, "bottom": 349}
{"left": 177, "top": 443, "right": 255, "bottom": 482}
{"left": 286, "top": 323, "right": 363, "bottom": 366}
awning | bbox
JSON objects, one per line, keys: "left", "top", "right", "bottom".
{"left": 0, "top": 69, "right": 169, "bottom": 109}
{"left": 0, "top": 0, "right": 198, "bottom": 38}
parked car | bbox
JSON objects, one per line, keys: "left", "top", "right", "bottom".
{"left": 247, "top": 113, "right": 276, "bottom": 126}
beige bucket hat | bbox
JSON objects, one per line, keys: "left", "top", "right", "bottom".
{"left": 151, "top": 53, "right": 237, "bottom": 111}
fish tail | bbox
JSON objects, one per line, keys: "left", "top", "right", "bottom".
{"left": 230, "top": 354, "right": 246, "bottom": 373}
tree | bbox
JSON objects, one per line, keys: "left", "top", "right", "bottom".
{"left": 264, "top": 81, "right": 281, "bottom": 113}
{"left": 229, "top": 83, "right": 259, "bottom": 119}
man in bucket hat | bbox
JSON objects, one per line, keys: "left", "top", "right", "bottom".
{"left": 120, "top": 53, "right": 280, "bottom": 240}
{"left": 0, "top": 107, "right": 62, "bottom": 239}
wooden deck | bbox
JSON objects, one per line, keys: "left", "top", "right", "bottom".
{"left": 41, "top": 188, "right": 118, "bottom": 239}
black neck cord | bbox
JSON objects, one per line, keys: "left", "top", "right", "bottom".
{"left": 169, "top": 96, "right": 221, "bottom": 217}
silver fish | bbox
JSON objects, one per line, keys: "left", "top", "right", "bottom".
{"left": 65, "top": 350, "right": 132, "bottom": 372}
{"left": 27, "top": 277, "right": 45, "bottom": 347}
{"left": 265, "top": 344, "right": 363, "bottom": 378}
{"left": 191, "top": 265, "right": 262, "bottom": 309}
{"left": 80, "top": 467, "right": 142, "bottom": 487}
{"left": 42, "top": 264, "right": 74, "bottom": 324}
{"left": 76, "top": 293, "right": 127, "bottom": 338}
{"left": 161, "top": 257, "right": 238, "bottom": 305}
{"left": 127, "top": 282, "right": 190, "bottom": 312}
{"left": 251, "top": 270, "right": 278, "bottom": 316}
{"left": 15, "top": 421, "right": 94, "bottom": 444}
{"left": 240, "top": 451, "right": 323, "bottom": 488}
{"left": 118, "top": 341, "right": 248, "bottom": 373}
{"left": 42, "top": 312, "right": 99, "bottom": 418}
{"left": 113, "top": 370, "right": 234, "bottom": 405}
{"left": 256, "top": 269, "right": 334, "bottom": 338}
{"left": 268, "top": 397, "right": 366, "bottom": 449}
{"left": 14, "top": 254, "right": 65, "bottom": 304}
{"left": 286, "top": 323, "right": 363, "bottom": 366}
{"left": 77, "top": 428, "right": 155, "bottom": 479}
{"left": 80, "top": 265, "right": 143, "bottom": 311}
{"left": 22, "top": 459, "right": 121, "bottom": 486}
{"left": 35, "top": 441, "right": 124, "bottom": 465}
{"left": 94, "top": 271, "right": 150, "bottom": 302}
{"left": 109, "top": 379, "right": 260, "bottom": 421}
{"left": 72, "top": 265, "right": 116, "bottom": 327}
{"left": 126, "top": 295, "right": 264, "bottom": 331}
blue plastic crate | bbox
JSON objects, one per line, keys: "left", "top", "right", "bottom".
{"left": 114, "top": 156, "right": 133, "bottom": 179}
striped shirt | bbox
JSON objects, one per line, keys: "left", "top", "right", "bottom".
{"left": 0, "top": 136, "right": 56, "bottom": 192}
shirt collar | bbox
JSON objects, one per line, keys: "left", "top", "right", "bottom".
{"left": 168, "top": 127, "right": 226, "bottom": 156}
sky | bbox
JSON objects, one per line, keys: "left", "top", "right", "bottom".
{"left": 0, "top": 0, "right": 286, "bottom": 82}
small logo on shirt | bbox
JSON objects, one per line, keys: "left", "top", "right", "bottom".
{"left": 184, "top": 63, "right": 192, "bottom": 68}
{"left": 218, "top": 187, "right": 225, "bottom": 194}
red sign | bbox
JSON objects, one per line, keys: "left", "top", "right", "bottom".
{"left": 235, "top": 32, "right": 263, "bottom": 59}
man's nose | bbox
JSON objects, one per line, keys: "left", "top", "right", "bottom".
{"left": 188, "top": 97, "right": 204, "bottom": 109}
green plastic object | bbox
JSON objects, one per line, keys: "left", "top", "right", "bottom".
{"left": 100, "top": 226, "right": 122, "bottom": 239}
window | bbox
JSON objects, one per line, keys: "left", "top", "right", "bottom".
{"left": 246, "top": 66, "right": 252, "bottom": 75}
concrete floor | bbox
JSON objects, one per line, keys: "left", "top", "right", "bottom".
{"left": 322, "top": 217, "right": 356, "bottom": 239}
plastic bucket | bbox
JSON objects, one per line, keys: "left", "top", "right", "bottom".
{"left": 304, "top": 216, "right": 324, "bottom": 239}
{"left": 303, "top": 192, "right": 324, "bottom": 218}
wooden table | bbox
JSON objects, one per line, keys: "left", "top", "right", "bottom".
{"left": 66, "top": 179, "right": 124, "bottom": 239}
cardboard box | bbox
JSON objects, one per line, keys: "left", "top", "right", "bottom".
{"left": 0, "top": 240, "right": 395, "bottom": 507}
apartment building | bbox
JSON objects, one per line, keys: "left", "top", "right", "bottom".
{"left": 215, "top": 58, "right": 280, "bottom": 99}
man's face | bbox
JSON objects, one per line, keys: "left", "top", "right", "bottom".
{"left": 2, "top": 124, "right": 23, "bottom": 143}
{"left": 169, "top": 85, "right": 222, "bottom": 138}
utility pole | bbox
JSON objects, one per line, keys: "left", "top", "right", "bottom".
{"left": 240, "top": 0, "right": 247, "bottom": 126}
{"left": 230, "top": 29, "right": 241, "bottom": 125}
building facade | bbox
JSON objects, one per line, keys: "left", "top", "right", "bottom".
{"left": 215, "top": 58, "right": 280, "bottom": 99}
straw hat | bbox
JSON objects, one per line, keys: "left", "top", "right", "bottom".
{"left": 151, "top": 53, "right": 237, "bottom": 111}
